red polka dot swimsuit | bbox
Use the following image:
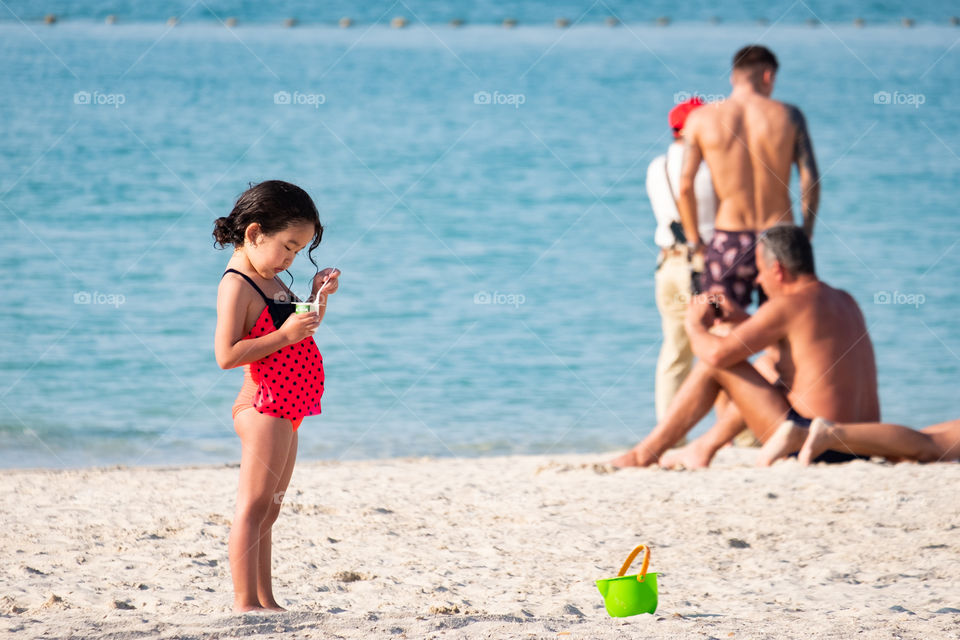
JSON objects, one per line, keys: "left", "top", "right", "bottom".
{"left": 223, "top": 269, "right": 324, "bottom": 428}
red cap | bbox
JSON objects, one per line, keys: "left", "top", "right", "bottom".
{"left": 669, "top": 97, "right": 704, "bottom": 137}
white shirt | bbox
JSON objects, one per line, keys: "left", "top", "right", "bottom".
{"left": 646, "top": 141, "right": 716, "bottom": 249}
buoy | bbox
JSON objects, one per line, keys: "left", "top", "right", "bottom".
{"left": 450, "top": 18, "right": 464, "bottom": 27}
{"left": 853, "top": 18, "right": 865, "bottom": 27}
{"left": 605, "top": 16, "right": 620, "bottom": 27}
{"left": 806, "top": 18, "right": 819, "bottom": 27}
{"left": 167, "top": 16, "right": 178, "bottom": 26}
{"left": 756, "top": 17, "right": 769, "bottom": 26}
{"left": 390, "top": 16, "right": 408, "bottom": 28}
{"left": 555, "top": 17, "right": 570, "bottom": 28}
{"left": 655, "top": 16, "right": 670, "bottom": 26}
{"left": 708, "top": 15, "right": 721, "bottom": 24}
{"left": 283, "top": 18, "right": 297, "bottom": 28}
{"left": 225, "top": 17, "right": 237, "bottom": 27}
{"left": 503, "top": 17, "right": 517, "bottom": 28}
{"left": 950, "top": 16, "right": 959, "bottom": 26}
{"left": 339, "top": 17, "right": 352, "bottom": 28}
{"left": 43, "top": 13, "right": 56, "bottom": 24}
{"left": 901, "top": 17, "right": 914, "bottom": 28}
{"left": 105, "top": 14, "right": 117, "bottom": 25}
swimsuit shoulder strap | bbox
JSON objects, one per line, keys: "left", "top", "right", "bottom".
{"left": 222, "top": 268, "right": 271, "bottom": 304}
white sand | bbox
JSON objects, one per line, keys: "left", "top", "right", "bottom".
{"left": 2, "top": 449, "right": 958, "bottom": 639}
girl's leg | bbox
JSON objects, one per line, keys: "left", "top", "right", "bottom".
{"left": 798, "top": 418, "right": 945, "bottom": 465}
{"left": 229, "top": 410, "right": 294, "bottom": 612}
{"left": 257, "top": 428, "right": 298, "bottom": 610}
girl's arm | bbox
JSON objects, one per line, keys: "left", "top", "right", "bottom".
{"left": 214, "top": 276, "right": 318, "bottom": 369}
{"left": 306, "top": 268, "right": 339, "bottom": 328}
{"left": 311, "top": 268, "right": 340, "bottom": 298}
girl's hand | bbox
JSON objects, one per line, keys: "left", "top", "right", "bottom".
{"left": 279, "top": 310, "right": 321, "bottom": 344}
{"left": 312, "top": 268, "right": 340, "bottom": 298}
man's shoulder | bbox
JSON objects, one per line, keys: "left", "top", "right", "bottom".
{"left": 808, "top": 282, "right": 865, "bottom": 319}
{"left": 684, "top": 104, "right": 716, "bottom": 129}
{"left": 753, "top": 291, "right": 793, "bottom": 319}
{"left": 830, "top": 285, "right": 861, "bottom": 309}
{"left": 777, "top": 101, "right": 808, "bottom": 127}
{"left": 814, "top": 280, "right": 851, "bottom": 299}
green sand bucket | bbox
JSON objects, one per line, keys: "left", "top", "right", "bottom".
{"left": 596, "top": 545, "right": 658, "bottom": 617}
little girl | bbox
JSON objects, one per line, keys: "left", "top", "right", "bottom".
{"left": 212, "top": 180, "right": 340, "bottom": 612}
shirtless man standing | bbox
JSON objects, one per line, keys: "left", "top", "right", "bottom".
{"left": 679, "top": 45, "right": 819, "bottom": 308}
{"left": 611, "top": 225, "right": 880, "bottom": 468}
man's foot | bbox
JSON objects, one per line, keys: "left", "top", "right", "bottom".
{"left": 755, "top": 420, "right": 808, "bottom": 467}
{"left": 659, "top": 439, "right": 715, "bottom": 470}
{"left": 732, "top": 429, "right": 761, "bottom": 448}
{"left": 610, "top": 444, "right": 659, "bottom": 468}
{"left": 798, "top": 418, "right": 836, "bottom": 465}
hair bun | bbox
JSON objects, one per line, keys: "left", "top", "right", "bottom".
{"left": 212, "top": 215, "right": 239, "bottom": 248}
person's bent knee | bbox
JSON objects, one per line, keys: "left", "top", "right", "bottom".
{"left": 695, "top": 359, "right": 724, "bottom": 378}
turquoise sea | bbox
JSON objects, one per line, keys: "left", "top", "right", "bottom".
{"left": 1, "top": 1, "right": 958, "bottom": 467}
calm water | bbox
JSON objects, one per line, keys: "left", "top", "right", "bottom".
{"left": 1, "top": 4, "right": 958, "bottom": 467}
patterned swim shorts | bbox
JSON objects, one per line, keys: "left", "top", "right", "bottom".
{"left": 701, "top": 229, "right": 760, "bottom": 308}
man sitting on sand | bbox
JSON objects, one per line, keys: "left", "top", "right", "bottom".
{"left": 611, "top": 224, "right": 880, "bottom": 468}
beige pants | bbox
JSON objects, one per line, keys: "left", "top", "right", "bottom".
{"left": 654, "top": 250, "right": 694, "bottom": 422}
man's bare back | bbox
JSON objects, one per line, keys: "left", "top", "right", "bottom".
{"left": 760, "top": 281, "right": 879, "bottom": 423}
{"left": 676, "top": 47, "right": 820, "bottom": 246}
{"left": 685, "top": 95, "right": 812, "bottom": 232}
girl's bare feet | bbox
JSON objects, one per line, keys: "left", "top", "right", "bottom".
{"left": 260, "top": 602, "right": 287, "bottom": 612}
{"left": 232, "top": 602, "right": 266, "bottom": 613}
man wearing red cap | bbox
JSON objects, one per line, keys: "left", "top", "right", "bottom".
{"left": 645, "top": 97, "right": 717, "bottom": 421}
{"left": 677, "top": 45, "right": 819, "bottom": 310}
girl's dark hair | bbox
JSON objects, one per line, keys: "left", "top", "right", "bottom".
{"left": 213, "top": 180, "right": 324, "bottom": 269}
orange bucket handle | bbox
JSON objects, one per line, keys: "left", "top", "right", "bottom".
{"left": 617, "top": 545, "right": 651, "bottom": 582}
